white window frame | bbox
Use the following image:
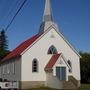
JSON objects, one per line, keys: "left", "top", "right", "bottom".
{"left": 13, "top": 62, "right": 15, "bottom": 74}
{"left": 3, "top": 65, "right": 5, "bottom": 75}
{"left": 48, "top": 45, "right": 57, "bottom": 54}
{"left": 0, "top": 67, "right": 1, "bottom": 75}
{"left": 32, "top": 59, "right": 38, "bottom": 73}
{"left": 67, "top": 60, "right": 72, "bottom": 73}
{"left": 7, "top": 63, "right": 10, "bottom": 74}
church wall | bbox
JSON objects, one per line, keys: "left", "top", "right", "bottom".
{"left": 46, "top": 71, "right": 62, "bottom": 89}
{"left": 53, "top": 31, "right": 80, "bottom": 80}
{"left": 21, "top": 45, "right": 51, "bottom": 81}
{"left": 44, "top": 28, "right": 80, "bottom": 80}
{"left": 21, "top": 28, "right": 80, "bottom": 81}
{"left": 19, "top": 81, "right": 45, "bottom": 89}
{"left": 0, "top": 57, "right": 21, "bottom": 81}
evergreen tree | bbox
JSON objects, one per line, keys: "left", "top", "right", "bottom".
{"left": 0, "top": 30, "right": 10, "bottom": 60}
{"left": 0, "top": 30, "right": 8, "bottom": 50}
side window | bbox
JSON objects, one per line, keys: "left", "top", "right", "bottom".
{"left": 13, "top": 62, "right": 15, "bottom": 74}
{"left": 67, "top": 60, "right": 72, "bottom": 73}
{"left": 7, "top": 63, "right": 9, "bottom": 74}
{"left": 0, "top": 67, "right": 1, "bottom": 75}
{"left": 3, "top": 65, "right": 5, "bottom": 75}
{"left": 48, "top": 45, "right": 57, "bottom": 54}
{"left": 32, "top": 59, "right": 38, "bottom": 73}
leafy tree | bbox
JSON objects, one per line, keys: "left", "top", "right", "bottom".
{"left": 0, "top": 30, "right": 10, "bottom": 60}
{"left": 80, "top": 52, "right": 90, "bottom": 83}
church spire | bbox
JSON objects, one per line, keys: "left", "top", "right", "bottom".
{"left": 38, "top": 0, "right": 58, "bottom": 35}
{"left": 43, "top": 0, "right": 53, "bottom": 22}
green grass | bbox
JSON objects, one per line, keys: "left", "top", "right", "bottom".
{"left": 20, "top": 87, "right": 56, "bottom": 90}
{"left": 20, "top": 84, "right": 90, "bottom": 90}
{"left": 79, "top": 84, "right": 90, "bottom": 89}
{"left": 29, "top": 87, "right": 55, "bottom": 90}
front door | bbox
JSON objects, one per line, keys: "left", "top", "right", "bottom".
{"left": 56, "top": 67, "right": 66, "bottom": 81}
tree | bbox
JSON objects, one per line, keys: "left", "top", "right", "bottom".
{"left": 0, "top": 50, "right": 10, "bottom": 60}
{"left": 0, "top": 30, "right": 8, "bottom": 50}
{"left": 0, "top": 30, "right": 10, "bottom": 61}
{"left": 80, "top": 52, "right": 90, "bottom": 83}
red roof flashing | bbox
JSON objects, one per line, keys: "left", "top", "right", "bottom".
{"left": 2, "top": 34, "right": 40, "bottom": 62}
{"left": 45, "top": 54, "right": 61, "bottom": 70}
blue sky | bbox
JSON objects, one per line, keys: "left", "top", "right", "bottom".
{"left": 0, "top": 0, "right": 90, "bottom": 53}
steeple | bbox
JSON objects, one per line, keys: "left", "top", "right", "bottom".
{"left": 38, "top": 0, "right": 58, "bottom": 35}
{"left": 43, "top": 0, "right": 53, "bottom": 22}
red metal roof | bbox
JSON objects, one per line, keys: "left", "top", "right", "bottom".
{"left": 45, "top": 54, "right": 61, "bottom": 70}
{"left": 2, "top": 34, "right": 40, "bottom": 62}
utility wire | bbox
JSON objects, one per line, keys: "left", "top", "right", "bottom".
{"left": 0, "top": 0, "right": 13, "bottom": 21}
{"left": 0, "top": 0, "right": 19, "bottom": 28}
{"left": 5, "top": 0, "right": 27, "bottom": 32}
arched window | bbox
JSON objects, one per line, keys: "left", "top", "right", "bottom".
{"left": 32, "top": 59, "right": 38, "bottom": 72}
{"left": 67, "top": 60, "right": 72, "bottom": 73}
{"left": 48, "top": 45, "right": 57, "bottom": 54}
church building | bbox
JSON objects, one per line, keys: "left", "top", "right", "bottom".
{"left": 0, "top": 0, "right": 81, "bottom": 89}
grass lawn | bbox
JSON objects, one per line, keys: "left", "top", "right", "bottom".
{"left": 20, "top": 84, "right": 90, "bottom": 90}
{"left": 20, "top": 87, "right": 56, "bottom": 90}
{"left": 79, "top": 84, "right": 90, "bottom": 89}
{"left": 29, "top": 87, "right": 55, "bottom": 90}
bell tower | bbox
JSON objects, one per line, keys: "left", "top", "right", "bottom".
{"left": 38, "top": 0, "right": 59, "bottom": 35}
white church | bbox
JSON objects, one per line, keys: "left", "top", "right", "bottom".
{"left": 0, "top": 0, "right": 81, "bottom": 89}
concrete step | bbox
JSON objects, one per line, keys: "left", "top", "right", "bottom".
{"left": 62, "top": 81, "right": 77, "bottom": 89}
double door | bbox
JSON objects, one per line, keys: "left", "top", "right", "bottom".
{"left": 56, "top": 67, "right": 66, "bottom": 81}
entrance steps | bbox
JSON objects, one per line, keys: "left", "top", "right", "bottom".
{"left": 61, "top": 76, "right": 79, "bottom": 89}
{"left": 61, "top": 81, "right": 77, "bottom": 89}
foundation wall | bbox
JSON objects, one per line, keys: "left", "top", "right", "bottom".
{"left": 19, "top": 81, "right": 46, "bottom": 89}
